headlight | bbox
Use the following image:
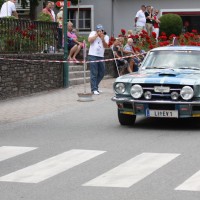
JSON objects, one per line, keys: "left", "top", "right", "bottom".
{"left": 130, "top": 84, "right": 143, "bottom": 99}
{"left": 144, "top": 91, "right": 152, "bottom": 100}
{"left": 115, "top": 83, "right": 125, "bottom": 94}
{"left": 180, "top": 86, "right": 194, "bottom": 100}
{"left": 171, "top": 92, "right": 179, "bottom": 100}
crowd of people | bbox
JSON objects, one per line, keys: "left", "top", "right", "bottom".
{"left": 135, "top": 5, "right": 160, "bottom": 39}
{"left": 0, "top": 1, "right": 160, "bottom": 95}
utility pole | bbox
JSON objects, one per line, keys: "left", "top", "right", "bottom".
{"left": 63, "top": 0, "right": 69, "bottom": 87}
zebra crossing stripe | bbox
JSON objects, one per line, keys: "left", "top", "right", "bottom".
{"left": 0, "top": 146, "right": 37, "bottom": 162}
{"left": 175, "top": 170, "right": 200, "bottom": 191}
{"left": 83, "top": 153, "right": 180, "bottom": 188}
{"left": 0, "top": 149, "right": 105, "bottom": 183}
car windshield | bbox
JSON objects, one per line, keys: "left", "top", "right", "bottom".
{"left": 142, "top": 50, "right": 200, "bottom": 70}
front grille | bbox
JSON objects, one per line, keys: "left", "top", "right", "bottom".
{"left": 138, "top": 84, "right": 193, "bottom": 101}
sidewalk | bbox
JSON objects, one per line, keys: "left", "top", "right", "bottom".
{"left": 0, "top": 78, "right": 115, "bottom": 125}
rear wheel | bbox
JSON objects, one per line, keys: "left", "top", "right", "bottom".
{"left": 118, "top": 109, "right": 136, "bottom": 126}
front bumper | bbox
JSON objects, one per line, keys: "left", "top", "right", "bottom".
{"left": 112, "top": 96, "right": 200, "bottom": 118}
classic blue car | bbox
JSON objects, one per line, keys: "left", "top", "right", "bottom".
{"left": 112, "top": 46, "right": 200, "bottom": 125}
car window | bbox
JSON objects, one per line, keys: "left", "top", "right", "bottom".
{"left": 142, "top": 50, "right": 200, "bottom": 69}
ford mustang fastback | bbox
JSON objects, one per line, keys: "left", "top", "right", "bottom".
{"left": 112, "top": 46, "right": 200, "bottom": 125}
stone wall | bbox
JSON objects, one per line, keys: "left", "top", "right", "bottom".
{"left": 0, "top": 54, "right": 64, "bottom": 100}
{"left": 0, "top": 49, "right": 117, "bottom": 100}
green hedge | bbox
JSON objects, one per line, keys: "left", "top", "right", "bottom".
{"left": 159, "top": 14, "right": 183, "bottom": 36}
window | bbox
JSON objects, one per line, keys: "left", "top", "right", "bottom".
{"left": 68, "top": 7, "right": 92, "bottom": 32}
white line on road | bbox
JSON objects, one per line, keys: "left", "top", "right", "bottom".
{"left": 83, "top": 153, "right": 180, "bottom": 188}
{"left": 0, "top": 146, "right": 37, "bottom": 162}
{"left": 175, "top": 170, "right": 200, "bottom": 191}
{"left": 0, "top": 149, "right": 105, "bottom": 183}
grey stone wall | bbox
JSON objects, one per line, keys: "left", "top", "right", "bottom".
{"left": 0, "top": 49, "right": 116, "bottom": 100}
{"left": 0, "top": 54, "right": 64, "bottom": 100}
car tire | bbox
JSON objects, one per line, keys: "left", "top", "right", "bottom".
{"left": 118, "top": 109, "right": 136, "bottom": 126}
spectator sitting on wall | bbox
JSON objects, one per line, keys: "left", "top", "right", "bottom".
{"left": 112, "top": 38, "right": 132, "bottom": 76}
{"left": 0, "top": 0, "right": 18, "bottom": 18}
{"left": 124, "top": 38, "right": 140, "bottom": 72}
{"left": 67, "top": 21, "right": 82, "bottom": 61}
{"left": 127, "top": 30, "right": 133, "bottom": 37}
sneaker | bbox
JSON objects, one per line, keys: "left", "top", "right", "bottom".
{"left": 98, "top": 89, "right": 103, "bottom": 93}
{"left": 93, "top": 90, "right": 100, "bottom": 95}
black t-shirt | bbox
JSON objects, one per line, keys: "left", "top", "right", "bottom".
{"left": 113, "top": 45, "right": 122, "bottom": 57}
{"left": 145, "top": 12, "right": 153, "bottom": 24}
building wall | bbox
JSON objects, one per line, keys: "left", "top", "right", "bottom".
{"left": 79, "top": 0, "right": 113, "bottom": 36}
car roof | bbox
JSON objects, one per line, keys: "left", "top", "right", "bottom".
{"left": 151, "top": 46, "right": 200, "bottom": 51}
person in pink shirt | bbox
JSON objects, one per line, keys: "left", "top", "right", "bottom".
{"left": 42, "top": 1, "right": 54, "bottom": 22}
{"left": 67, "top": 21, "right": 82, "bottom": 61}
{"left": 153, "top": 9, "right": 160, "bottom": 39}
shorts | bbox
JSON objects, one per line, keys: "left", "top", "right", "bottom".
{"left": 117, "top": 59, "right": 128, "bottom": 69}
{"left": 68, "top": 41, "right": 76, "bottom": 50}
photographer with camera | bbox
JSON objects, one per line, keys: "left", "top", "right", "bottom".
{"left": 88, "top": 24, "right": 109, "bottom": 95}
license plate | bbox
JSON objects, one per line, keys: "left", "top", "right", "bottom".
{"left": 154, "top": 86, "right": 170, "bottom": 93}
{"left": 147, "top": 109, "right": 178, "bottom": 118}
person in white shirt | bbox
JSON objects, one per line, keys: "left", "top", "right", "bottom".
{"left": 0, "top": 0, "right": 18, "bottom": 18}
{"left": 88, "top": 24, "right": 109, "bottom": 95}
{"left": 135, "top": 5, "right": 146, "bottom": 34}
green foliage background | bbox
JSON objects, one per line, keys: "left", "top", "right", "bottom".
{"left": 159, "top": 14, "right": 183, "bottom": 37}
{"left": 0, "top": 0, "right": 4, "bottom": 8}
{"left": 37, "top": 12, "right": 52, "bottom": 21}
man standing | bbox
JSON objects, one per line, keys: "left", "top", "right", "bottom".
{"left": 88, "top": 24, "right": 109, "bottom": 95}
{"left": 153, "top": 9, "right": 160, "bottom": 39}
{"left": 56, "top": 6, "right": 63, "bottom": 50}
{"left": 0, "top": 0, "right": 18, "bottom": 18}
{"left": 42, "top": 1, "right": 54, "bottom": 22}
{"left": 135, "top": 5, "right": 146, "bottom": 34}
{"left": 145, "top": 6, "right": 154, "bottom": 36}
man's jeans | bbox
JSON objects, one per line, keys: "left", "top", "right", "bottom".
{"left": 88, "top": 55, "right": 105, "bottom": 92}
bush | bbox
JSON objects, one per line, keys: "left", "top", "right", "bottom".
{"left": 37, "top": 12, "right": 52, "bottom": 22}
{"left": 159, "top": 14, "right": 183, "bottom": 37}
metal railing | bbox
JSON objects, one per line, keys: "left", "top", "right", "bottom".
{"left": 0, "top": 18, "right": 58, "bottom": 53}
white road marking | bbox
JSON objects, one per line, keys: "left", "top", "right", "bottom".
{"left": 0, "top": 149, "right": 105, "bottom": 183}
{"left": 0, "top": 146, "right": 37, "bottom": 162}
{"left": 175, "top": 170, "right": 200, "bottom": 191}
{"left": 83, "top": 153, "right": 180, "bottom": 188}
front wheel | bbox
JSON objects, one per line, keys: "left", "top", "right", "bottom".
{"left": 118, "top": 109, "right": 136, "bottom": 126}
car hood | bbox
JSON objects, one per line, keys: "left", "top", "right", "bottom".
{"left": 116, "top": 69, "right": 200, "bottom": 85}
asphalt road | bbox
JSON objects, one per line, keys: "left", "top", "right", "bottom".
{"left": 0, "top": 80, "right": 200, "bottom": 200}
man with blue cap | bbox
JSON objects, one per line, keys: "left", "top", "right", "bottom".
{"left": 88, "top": 24, "right": 109, "bottom": 95}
